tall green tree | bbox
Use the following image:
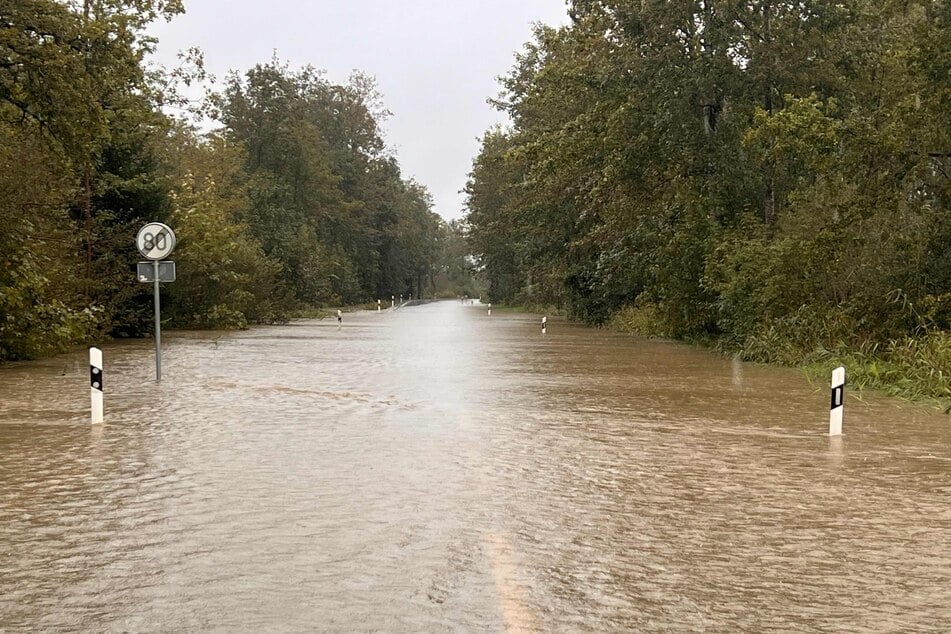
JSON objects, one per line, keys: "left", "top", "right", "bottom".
{"left": 161, "top": 126, "right": 285, "bottom": 328}
{"left": 218, "top": 59, "right": 442, "bottom": 305}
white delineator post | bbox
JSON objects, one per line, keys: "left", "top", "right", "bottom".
{"left": 487, "top": 303, "right": 492, "bottom": 316}
{"left": 542, "top": 316, "right": 547, "bottom": 335}
{"left": 90, "top": 347, "right": 103, "bottom": 424}
{"left": 377, "top": 299, "right": 381, "bottom": 312}
{"left": 829, "top": 366, "right": 845, "bottom": 436}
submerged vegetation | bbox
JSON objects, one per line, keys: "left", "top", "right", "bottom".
{"left": 465, "top": 1, "right": 951, "bottom": 401}
{"left": 0, "top": 1, "right": 476, "bottom": 361}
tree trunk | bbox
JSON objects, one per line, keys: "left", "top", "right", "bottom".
{"left": 84, "top": 164, "right": 93, "bottom": 286}
{"left": 763, "top": 1, "right": 776, "bottom": 226}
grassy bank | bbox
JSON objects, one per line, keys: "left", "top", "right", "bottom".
{"left": 483, "top": 303, "right": 567, "bottom": 316}
{"left": 800, "top": 336, "right": 951, "bottom": 403}
{"left": 606, "top": 304, "right": 951, "bottom": 406}
{"left": 288, "top": 302, "right": 381, "bottom": 320}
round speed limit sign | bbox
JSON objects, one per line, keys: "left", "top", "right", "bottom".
{"left": 136, "top": 222, "right": 176, "bottom": 260}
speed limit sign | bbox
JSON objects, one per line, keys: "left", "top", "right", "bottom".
{"left": 136, "top": 222, "right": 176, "bottom": 260}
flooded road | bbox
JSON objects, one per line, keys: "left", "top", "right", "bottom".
{"left": 1, "top": 301, "right": 949, "bottom": 631}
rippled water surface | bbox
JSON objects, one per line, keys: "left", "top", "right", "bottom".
{"left": 1, "top": 302, "right": 949, "bottom": 631}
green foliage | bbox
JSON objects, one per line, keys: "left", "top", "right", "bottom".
{"left": 465, "top": 128, "right": 524, "bottom": 303}
{"left": 162, "top": 130, "right": 285, "bottom": 328}
{"left": 0, "top": 117, "right": 94, "bottom": 359}
{"left": 218, "top": 60, "right": 443, "bottom": 306}
{"left": 1, "top": 4, "right": 448, "bottom": 360}
{"left": 430, "top": 219, "right": 482, "bottom": 298}
{"left": 606, "top": 302, "right": 671, "bottom": 339}
{"left": 0, "top": 0, "right": 188, "bottom": 355}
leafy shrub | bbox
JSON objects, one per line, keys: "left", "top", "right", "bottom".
{"left": 607, "top": 301, "right": 673, "bottom": 338}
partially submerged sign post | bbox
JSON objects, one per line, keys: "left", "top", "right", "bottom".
{"left": 136, "top": 222, "right": 176, "bottom": 382}
{"left": 90, "top": 347, "right": 103, "bottom": 424}
{"left": 830, "top": 366, "right": 845, "bottom": 436}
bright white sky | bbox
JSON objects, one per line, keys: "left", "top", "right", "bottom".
{"left": 148, "top": 1, "right": 569, "bottom": 220}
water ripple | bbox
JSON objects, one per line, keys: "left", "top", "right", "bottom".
{"left": 1, "top": 305, "right": 949, "bottom": 631}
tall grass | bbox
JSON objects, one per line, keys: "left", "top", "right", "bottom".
{"left": 607, "top": 302, "right": 951, "bottom": 404}
{"left": 488, "top": 303, "right": 567, "bottom": 316}
{"left": 803, "top": 334, "right": 951, "bottom": 402}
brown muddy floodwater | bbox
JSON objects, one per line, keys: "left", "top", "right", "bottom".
{"left": 1, "top": 301, "right": 949, "bottom": 632}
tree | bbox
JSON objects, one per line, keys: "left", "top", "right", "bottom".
{"left": 218, "top": 59, "right": 441, "bottom": 306}
{"left": 162, "top": 127, "right": 285, "bottom": 327}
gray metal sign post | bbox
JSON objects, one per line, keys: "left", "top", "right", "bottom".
{"left": 153, "top": 260, "right": 161, "bottom": 380}
{"left": 136, "top": 222, "right": 176, "bottom": 382}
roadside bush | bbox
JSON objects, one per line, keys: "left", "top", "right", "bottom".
{"left": 606, "top": 300, "right": 673, "bottom": 338}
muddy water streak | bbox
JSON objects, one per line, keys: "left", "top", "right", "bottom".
{"left": 1, "top": 302, "right": 949, "bottom": 631}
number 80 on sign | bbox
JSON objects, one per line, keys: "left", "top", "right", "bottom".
{"left": 136, "top": 222, "right": 176, "bottom": 260}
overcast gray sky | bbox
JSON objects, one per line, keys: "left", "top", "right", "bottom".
{"left": 148, "top": 1, "right": 569, "bottom": 220}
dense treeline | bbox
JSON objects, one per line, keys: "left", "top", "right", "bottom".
{"left": 1, "top": 1, "right": 466, "bottom": 361}
{"left": 466, "top": 0, "right": 951, "bottom": 398}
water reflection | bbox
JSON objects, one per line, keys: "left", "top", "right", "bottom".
{"left": 1, "top": 302, "right": 948, "bottom": 631}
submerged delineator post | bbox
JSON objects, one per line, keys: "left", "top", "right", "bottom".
{"left": 90, "top": 347, "right": 103, "bottom": 424}
{"left": 830, "top": 366, "right": 845, "bottom": 436}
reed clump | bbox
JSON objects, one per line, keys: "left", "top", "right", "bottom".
{"left": 803, "top": 334, "right": 951, "bottom": 402}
